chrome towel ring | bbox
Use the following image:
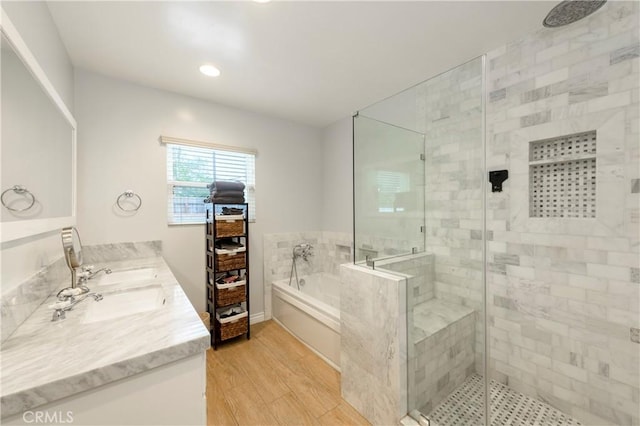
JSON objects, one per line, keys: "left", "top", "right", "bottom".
{"left": 1, "top": 185, "right": 36, "bottom": 212}
{"left": 116, "top": 190, "right": 142, "bottom": 212}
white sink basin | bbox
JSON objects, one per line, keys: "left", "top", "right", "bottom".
{"left": 93, "top": 268, "right": 157, "bottom": 286}
{"left": 82, "top": 286, "right": 165, "bottom": 324}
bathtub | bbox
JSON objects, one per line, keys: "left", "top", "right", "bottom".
{"left": 272, "top": 273, "right": 341, "bottom": 370}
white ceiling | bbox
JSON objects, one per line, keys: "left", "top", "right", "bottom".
{"left": 48, "top": 1, "right": 555, "bottom": 128}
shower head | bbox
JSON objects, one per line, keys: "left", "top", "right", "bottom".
{"left": 543, "top": 0, "right": 607, "bottom": 28}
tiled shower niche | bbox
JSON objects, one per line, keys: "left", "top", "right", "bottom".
{"left": 529, "top": 130, "right": 597, "bottom": 218}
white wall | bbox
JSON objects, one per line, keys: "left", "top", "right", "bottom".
{"left": 1, "top": 2, "right": 75, "bottom": 295}
{"left": 74, "top": 69, "right": 324, "bottom": 315}
{"left": 321, "top": 117, "right": 353, "bottom": 234}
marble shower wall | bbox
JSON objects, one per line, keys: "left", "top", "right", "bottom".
{"left": 263, "top": 231, "right": 351, "bottom": 319}
{"left": 485, "top": 2, "right": 639, "bottom": 424}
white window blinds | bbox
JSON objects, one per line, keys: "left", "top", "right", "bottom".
{"left": 166, "top": 143, "right": 256, "bottom": 224}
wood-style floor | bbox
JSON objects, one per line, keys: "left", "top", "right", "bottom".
{"left": 207, "top": 320, "right": 370, "bottom": 426}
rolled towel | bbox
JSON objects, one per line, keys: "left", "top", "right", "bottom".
{"left": 207, "top": 181, "right": 245, "bottom": 192}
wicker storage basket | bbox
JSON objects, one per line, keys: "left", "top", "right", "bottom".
{"left": 216, "top": 252, "right": 246, "bottom": 271}
{"left": 216, "top": 281, "right": 246, "bottom": 306}
{"left": 215, "top": 219, "right": 244, "bottom": 237}
{"left": 216, "top": 310, "right": 248, "bottom": 340}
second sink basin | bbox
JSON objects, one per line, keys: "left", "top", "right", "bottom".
{"left": 82, "top": 286, "right": 165, "bottom": 324}
{"left": 94, "top": 268, "right": 157, "bottom": 286}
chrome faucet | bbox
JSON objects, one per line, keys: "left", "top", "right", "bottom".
{"left": 51, "top": 293, "right": 104, "bottom": 322}
{"left": 289, "top": 243, "right": 314, "bottom": 290}
{"left": 57, "top": 265, "right": 110, "bottom": 301}
{"left": 78, "top": 265, "right": 112, "bottom": 284}
{"left": 292, "top": 243, "right": 313, "bottom": 261}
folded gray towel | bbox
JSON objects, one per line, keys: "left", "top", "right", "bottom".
{"left": 208, "top": 181, "right": 245, "bottom": 192}
{"left": 211, "top": 190, "right": 245, "bottom": 199}
{"left": 212, "top": 197, "right": 245, "bottom": 204}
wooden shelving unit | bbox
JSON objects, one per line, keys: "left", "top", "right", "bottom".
{"left": 205, "top": 203, "right": 250, "bottom": 350}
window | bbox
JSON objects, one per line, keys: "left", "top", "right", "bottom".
{"left": 165, "top": 141, "right": 255, "bottom": 224}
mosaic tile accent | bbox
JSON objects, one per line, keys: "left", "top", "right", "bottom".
{"left": 529, "top": 131, "right": 597, "bottom": 219}
{"left": 529, "top": 131, "right": 597, "bottom": 162}
{"left": 427, "top": 374, "right": 582, "bottom": 426}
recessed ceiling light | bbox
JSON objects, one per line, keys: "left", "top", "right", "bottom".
{"left": 199, "top": 64, "right": 221, "bottom": 77}
{"left": 253, "top": 0, "right": 271, "bottom": 3}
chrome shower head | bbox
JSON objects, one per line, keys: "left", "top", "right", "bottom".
{"left": 543, "top": 0, "right": 607, "bottom": 28}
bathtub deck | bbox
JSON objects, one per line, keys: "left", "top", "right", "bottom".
{"left": 206, "top": 320, "right": 369, "bottom": 426}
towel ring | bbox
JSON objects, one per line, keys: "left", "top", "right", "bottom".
{"left": 1, "top": 185, "right": 36, "bottom": 212}
{"left": 116, "top": 190, "right": 142, "bottom": 212}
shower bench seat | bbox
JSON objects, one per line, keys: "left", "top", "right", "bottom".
{"left": 410, "top": 298, "right": 476, "bottom": 414}
{"left": 412, "top": 299, "right": 475, "bottom": 344}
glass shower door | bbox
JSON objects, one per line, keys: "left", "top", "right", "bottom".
{"left": 352, "top": 113, "right": 426, "bottom": 266}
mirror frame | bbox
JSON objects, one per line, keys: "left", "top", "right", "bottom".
{"left": 0, "top": 8, "right": 77, "bottom": 242}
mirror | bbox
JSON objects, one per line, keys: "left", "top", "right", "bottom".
{"left": 0, "top": 12, "right": 76, "bottom": 242}
{"left": 61, "top": 226, "right": 83, "bottom": 270}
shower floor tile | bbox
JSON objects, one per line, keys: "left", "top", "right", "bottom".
{"left": 427, "top": 374, "right": 582, "bottom": 426}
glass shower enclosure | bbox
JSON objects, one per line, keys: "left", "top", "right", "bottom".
{"left": 354, "top": 18, "right": 640, "bottom": 423}
{"left": 353, "top": 56, "right": 487, "bottom": 424}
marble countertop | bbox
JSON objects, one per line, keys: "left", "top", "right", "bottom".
{"left": 0, "top": 256, "right": 210, "bottom": 418}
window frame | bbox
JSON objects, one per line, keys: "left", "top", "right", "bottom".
{"left": 162, "top": 136, "right": 256, "bottom": 225}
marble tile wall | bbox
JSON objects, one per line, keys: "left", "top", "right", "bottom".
{"left": 374, "top": 253, "right": 435, "bottom": 310}
{"left": 485, "top": 2, "right": 639, "bottom": 424}
{"left": 412, "top": 310, "right": 475, "bottom": 415}
{"left": 263, "top": 231, "right": 351, "bottom": 319}
{"left": 339, "top": 263, "right": 407, "bottom": 425}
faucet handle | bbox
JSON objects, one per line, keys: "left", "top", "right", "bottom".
{"left": 51, "top": 309, "right": 66, "bottom": 322}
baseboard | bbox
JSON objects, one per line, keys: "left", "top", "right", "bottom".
{"left": 250, "top": 312, "right": 265, "bottom": 324}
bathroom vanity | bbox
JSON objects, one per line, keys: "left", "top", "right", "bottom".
{"left": 0, "top": 243, "right": 210, "bottom": 425}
